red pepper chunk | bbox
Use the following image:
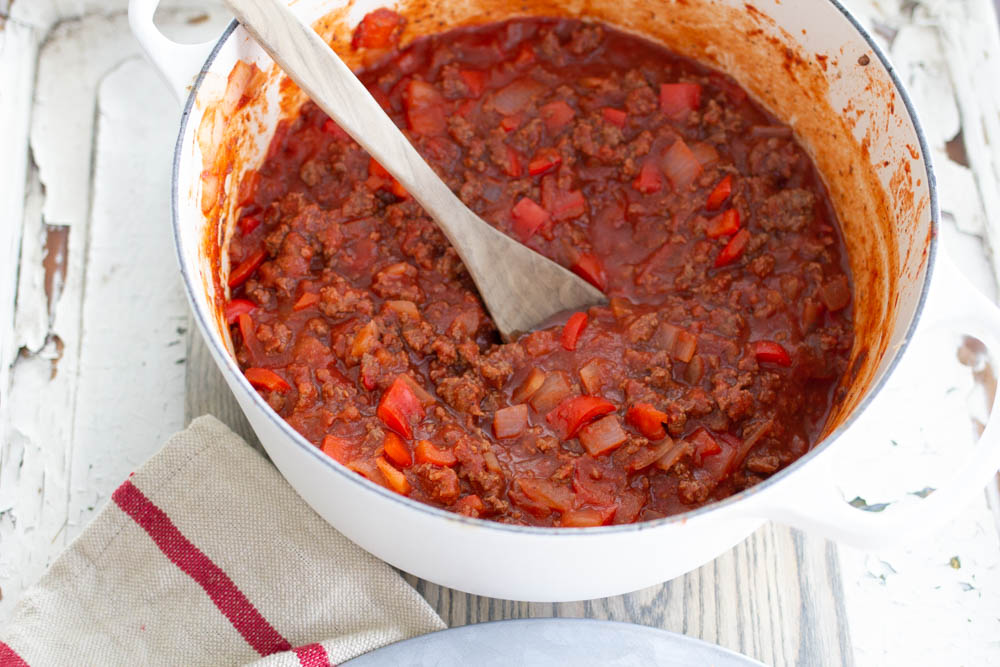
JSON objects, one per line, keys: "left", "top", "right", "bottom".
{"left": 245, "top": 367, "right": 291, "bottom": 393}
{"left": 626, "top": 403, "right": 669, "bottom": 440}
{"left": 632, "top": 160, "right": 662, "bottom": 194}
{"left": 382, "top": 432, "right": 412, "bottom": 467}
{"left": 714, "top": 228, "right": 750, "bottom": 267}
{"left": 660, "top": 82, "right": 702, "bottom": 120}
{"left": 540, "top": 100, "right": 575, "bottom": 132}
{"left": 377, "top": 376, "right": 426, "bottom": 439}
{"left": 752, "top": 340, "right": 792, "bottom": 367}
{"left": 706, "top": 174, "right": 733, "bottom": 211}
{"left": 706, "top": 209, "right": 740, "bottom": 239}
{"left": 293, "top": 292, "right": 320, "bottom": 311}
{"left": 459, "top": 69, "right": 486, "bottom": 97}
{"left": 414, "top": 440, "right": 458, "bottom": 466}
{"left": 238, "top": 215, "right": 261, "bottom": 235}
{"left": 455, "top": 494, "right": 486, "bottom": 517}
{"left": 561, "top": 312, "right": 588, "bottom": 350}
{"left": 602, "top": 107, "right": 627, "bottom": 127}
{"left": 228, "top": 247, "right": 266, "bottom": 288}
{"left": 321, "top": 434, "right": 355, "bottom": 463}
{"left": 375, "top": 456, "right": 411, "bottom": 495}
{"left": 571, "top": 253, "right": 607, "bottom": 292}
{"left": 351, "top": 8, "right": 404, "bottom": 50}
{"left": 224, "top": 298, "right": 256, "bottom": 324}
{"left": 510, "top": 197, "right": 550, "bottom": 242}
{"left": 546, "top": 395, "right": 617, "bottom": 440}
{"left": 528, "top": 148, "right": 562, "bottom": 176}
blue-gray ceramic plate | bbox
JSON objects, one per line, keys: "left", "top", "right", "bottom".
{"left": 343, "top": 618, "right": 764, "bottom": 666}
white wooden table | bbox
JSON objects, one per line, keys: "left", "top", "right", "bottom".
{"left": 2, "top": 1, "right": 1000, "bottom": 664}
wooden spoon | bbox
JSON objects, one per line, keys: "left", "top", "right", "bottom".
{"left": 222, "top": 0, "right": 605, "bottom": 340}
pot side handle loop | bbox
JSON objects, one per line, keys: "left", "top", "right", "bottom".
{"left": 128, "top": 0, "right": 220, "bottom": 103}
{"left": 741, "top": 254, "right": 1000, "bottom": 549}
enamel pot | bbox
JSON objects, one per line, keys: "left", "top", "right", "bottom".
{"left": 130, "top": 0, "right": 1000, "bottom": 601}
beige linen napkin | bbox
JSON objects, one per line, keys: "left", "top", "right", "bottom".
{"left": 0, "top": 416, "right": 445, "bottom": 666}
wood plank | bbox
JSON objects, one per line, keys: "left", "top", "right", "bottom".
{"left": 401, "top": 526, "right": 852, "bottom": 666}
{"left": 0, "top": 5, "right": 233, "bottom": 622}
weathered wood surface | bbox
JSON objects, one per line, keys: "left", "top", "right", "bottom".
{"left": 1, "top": 1, "right": 999, "bottom": 664}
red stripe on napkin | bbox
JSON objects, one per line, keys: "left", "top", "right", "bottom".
{"left": 294, "top": 643, "right": 333, "bottom": 667}
{"left": 0, "top": 641, "right": 29, "bottom": 667}
{"left": 112, "top": 480, "right": 292, "bottom": 656}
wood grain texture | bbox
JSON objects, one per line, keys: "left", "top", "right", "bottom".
{"left": 222, "top": 0, "right": 604, "bottom": 340}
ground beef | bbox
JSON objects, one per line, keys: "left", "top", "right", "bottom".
{"left": 226, "top": 16, "right": 854, "bottom": 527}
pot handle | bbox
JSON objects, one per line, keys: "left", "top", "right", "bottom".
{"left": 128, "top": 0, "right": 220, "bottom": 102}
{"left": 740, "top": 253, "right": 1000, "bottom": 548}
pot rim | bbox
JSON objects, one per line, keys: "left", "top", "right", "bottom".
{"left": 171, "top": 0, "right": 939, "bottom": 536}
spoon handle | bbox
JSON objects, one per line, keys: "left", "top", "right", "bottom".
{"left": 222, "top": 0, "right": 604, "bottom": 337}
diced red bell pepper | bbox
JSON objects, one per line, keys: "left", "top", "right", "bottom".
{"left": 602, "top": 107, "right": 627, "bottom": 127}
{"left": 571, "top": 253, "right": 607, "bottom": 292}
{"left": 238, "top": 214, "right": 261, "bottom": 235}
{"left": 514, "top": 44, "right": 535, "bottom": 67}
{"left": 561, "top": 312, "right": 588, "bottom": 351}
{"left": 546, "top": 395, "right": 617, "bottom": 440}
{"left": 659, "top": 82, "right": 702, "bottom": 120}
{"left": 752, "top": 340, "right": 792, "bottom": 367}
{"left": 626, "top": 403, "right": 669, "bottom": 440}
{"left": 547, "top": 189, "right": 586, "bottom": 221}
{"left": 459, "top": 69, "right": 486, "bottom": 97}
{"left": 414, "top": 440, "right": 458, "bottom": 466}
{"left": 632, "top": 159, "right": 662, "bottom": 194}
{"left": 662, "top": 138, "right": 703, "bottom": 191}
{"left": 499, "top": 113, "right": 522, "bottom": 133}
{"left": 528, "top": 148, "right": 562, "bottom": 176}
{"left": 293, "top": 291, "right": 320, "bottom": 311}
{"left": 237, "top": 313, "right": 255, "bottom": 349}
{"left": 403, "top": 80, "right": 446, "bottom": 136}
{"left": 224, "top": 299, "right": 256, "bottom": 324}
{"left": 455, "top": 494, "right": 486, "bottom": 517}
{"left": 706, "top": 209, "right": 740, "bottom": 239}
{"left": 375, "top": 456, "right": 411, "bottom": 495}
{"left": 377, "top": 376, "right": 426, "bottom": 439}
{"left": 706, "top": 174, "right": 733, "bottom": 211}
{"left": 350, "top": 8, "right": 404, "bottom": 50}
{"left": 321, "top": 118, "right": 351, "bottom": 141}
{"left": 493, "top": 404, "right": 529, "bottom": 439}
{"left": 382, "top": 432, "right": 412, "bottom": 467}
{"left": 714, "top": 228, "right": 751, "bottom": 267}
{"left": 510, "top": 197, "right": 550, "bottom": 242}
{"left": 245, "top": 367, "right": 291, "bottom": 393}
{"left": 228, "top": 247, "right": 266, "bottom": 288}
{"left": 540, "top": 100, "right": 575, "bottom": 132}
{"left": 321, "top": 434, "right": 355, "bottom": 463}
{"left": 503, "top": 145, "right": 523, "bottom": 178}
{"left": 578, "top": 414, "right": 628, "bottom": 456}
{"left": 689, "top": 427, "right": 721, "bottom": 464}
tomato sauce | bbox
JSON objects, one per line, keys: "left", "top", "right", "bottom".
{"left": 226, "top": 15, "right": 854, "bottom": 526}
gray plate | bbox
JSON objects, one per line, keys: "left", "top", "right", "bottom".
{"left": 343, "top": 618, "right": 764, "bottom": 666}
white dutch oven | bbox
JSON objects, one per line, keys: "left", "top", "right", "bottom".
{"left": 131, "top": 0, "right": 1000, "bottom": 601}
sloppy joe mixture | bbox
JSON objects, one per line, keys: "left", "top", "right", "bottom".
{"left": 225, "top": 13, "right": 854, "bottom": 526}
